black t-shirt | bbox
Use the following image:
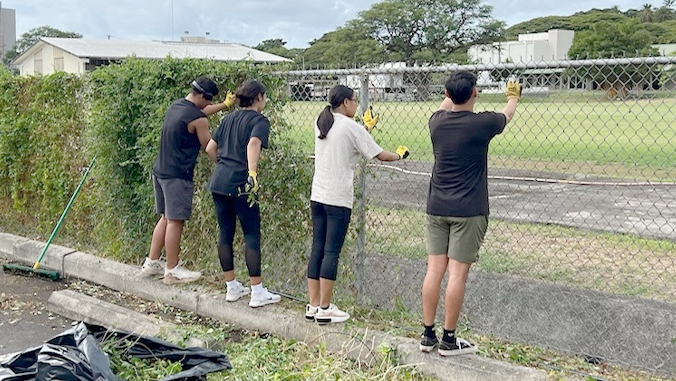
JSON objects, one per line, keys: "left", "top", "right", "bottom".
{"left": 152, "top": 99, "right": 206, "bottom": 181}
{"left": 208, "top": 110, "right": 270, "bottom": 196}
{"left": 426, "top": 110, "right": 506, "bottom": 217}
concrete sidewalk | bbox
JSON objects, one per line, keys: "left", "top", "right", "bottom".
{"left": 0, "top": 232, "right": 556, "bottom": 381}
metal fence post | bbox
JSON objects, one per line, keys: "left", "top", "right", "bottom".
{"left": 354, "top": 71, "right": 369, "bottom": 300}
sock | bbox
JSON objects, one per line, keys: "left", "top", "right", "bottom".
{"left": 251, "top": 283, "right": 264, "bottom": 294}
{"left": 321, "top": 304, "right": 330, "bottom": 310}
{"left": 226, "top": 280, "right": 239, "bottom": 290}
{"left": 442, "top": 329, "right": 455, "bottom": 343}
{"left": 424, "top": 324, "right": 436, "bottom": 338}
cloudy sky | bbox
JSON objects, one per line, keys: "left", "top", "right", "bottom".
{"left": 1, "top": 0, "right": 657, "bottom": 48}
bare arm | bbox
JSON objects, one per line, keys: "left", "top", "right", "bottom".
{"left": 376, "top": 150, "right": 402, "bottom": 162}
{"left": 438, "top": 97, "right": 454, "bottom": 111}
{"left": 501, "top": 98, "right": 519, "bottom": 124}
{"left": 190, "top": 118, "right": 212, "bottom": 151}
{"left": 201, "top": 102, "right": 228, "bottom": 116}
{"left": 247, "top": 137, "right": 263, "bottom": 173}
{"left": 205, "top": 139, "right": 218, "bottom": 162}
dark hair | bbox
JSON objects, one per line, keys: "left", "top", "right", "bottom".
{"left": 191, "top": 76, "right": 219, "bottom": 101}
{"left": 235, "top": 80, "right": 267, "bottom": 107}
{"left": 445, "top": 71, "right": 477, "bottom": 105}
{"left": 317, "top": 85, "right": 354, "bottom": 139}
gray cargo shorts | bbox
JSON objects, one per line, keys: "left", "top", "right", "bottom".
{"left": 153, "top": 175, "right": 194, "bottom": 221}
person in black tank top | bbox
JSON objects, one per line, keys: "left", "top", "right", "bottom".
{"left": 141, "top": 77, "right": 236, "bottom": 285}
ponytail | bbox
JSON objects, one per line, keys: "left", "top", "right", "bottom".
{"left": 317, "top": 106, "right": 333, "bottom": 139}
{"left": 316, "top": 85, "right": 355, "bottom": 139}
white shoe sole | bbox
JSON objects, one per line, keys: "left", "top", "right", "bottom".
{"left": 226, "top": 289, "right": 251, "bottom": 302}
{"left": 419, "top": 343, "right": 438, "bottom": 353}
{"left": 249, "top": 296, "right": 281, "bottom": 308}
{"left": 438, "top": 346, "right": 477, "bottom": 357}
{"left": 315, "top": 315, "right": 350, "bottom": 325}
{"left": 141, "top": 268, "right": 164, "bottom": 276}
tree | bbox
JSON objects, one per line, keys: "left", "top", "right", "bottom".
{"left": 302, "top": 27, "right": 387, "bottom": 67}
{"left": 354, "top": 0, "right": 504, "bottom": 64}
{"left": 568, "top": 19, "right": 659, "bottom": 100}
{"left": 4, "top": 26, "right": 81, "bottom": 65}
{"left": 654, "top": 0, "right": 676, "bottom": 21}
{"left": 640, "top": 3, "right": 655, "bottom": 22}
{"left": 253, "top": 38, "right": 303, "bottom": 60}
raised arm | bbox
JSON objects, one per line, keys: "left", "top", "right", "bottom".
{"left": 502, "top": 81, "right": 521, "bottom": 124}
{"left": 202, "top": 91, "right": 237, "bottom": 116}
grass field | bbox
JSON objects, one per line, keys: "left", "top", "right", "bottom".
{"left": 365, "top": 206, "right": 676, "bottom": 303}
{"left": 282, "top": 94, "right": 676, "bottom": 180}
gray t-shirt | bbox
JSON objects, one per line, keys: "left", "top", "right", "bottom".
{"left": 311, "top": 112, "right": 383, "bottom": 209}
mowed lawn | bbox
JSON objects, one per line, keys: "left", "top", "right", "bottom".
{"left": 282, "top": 95, "right": 676, "bottom": 178}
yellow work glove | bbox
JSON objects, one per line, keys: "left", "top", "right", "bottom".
{"left": 505, "top": 81, "right": 522, "bottom": 101}
{"left": 223, "top": 91, "right": 237, "bottom": 108}
{"left": 244, "top": 171, "right": 259, "bottom": 194}
{"left": 396, "top": 145, "right": 410, "bottom": 160}
{"left": 362, "top": 106, "right": 379, "bottom": 131}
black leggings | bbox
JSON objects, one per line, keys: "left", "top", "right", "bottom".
{"left": 212, "top": 193, "right": 261, "bottom": 277}
{"left": 307, "top": 201, "right": 352, "bottom": 281}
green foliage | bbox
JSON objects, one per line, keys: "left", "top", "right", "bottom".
{"left": 355, "top": 0, "right": 504, "bottom": 64}
{"left": 4, "top": 25, "right": 82, "bottom": 66}
{"left": 506, "top": 3, "right": 676, "bottom": 44}
{"left": 254, "top": 38, "right": 303, "bottom": 61}
{"left": 569, "top": 19, "right": 657, "bottom": 58}
{"left": 303, "top": 27, "right": 388, "bottom": 67}
{"left": 0, "top": 68, "right": 93, "bottom": 238}
{"left": 101, "top": 339, "right": 184, "bottom": 381}
{"left": 87, "top": 57, "right": 312, "bottom": 267}
{"left": 0, "top": 58, "right": 312, "bottom": 275}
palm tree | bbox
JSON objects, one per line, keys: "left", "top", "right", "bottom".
{"left": 640, "top": 3, "right": 654, "bottom": 22}
{"left": 655, "top": 0, "right": 676, "bottom": 21}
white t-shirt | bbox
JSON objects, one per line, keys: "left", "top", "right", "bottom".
{"left": 311, "top": 112, "right": 383, "bottom": 209}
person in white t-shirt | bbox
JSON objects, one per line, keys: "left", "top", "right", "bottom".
{"left": 306, "top": 84, "right": 410, "bottom": 325}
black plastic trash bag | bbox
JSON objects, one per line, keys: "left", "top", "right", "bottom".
{"left": 0, "top": 322, "right": 231, "bottom": 381}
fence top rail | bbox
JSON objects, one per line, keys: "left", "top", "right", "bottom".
{"left": 278, "top": 56, "right": 676, "bottom": 77}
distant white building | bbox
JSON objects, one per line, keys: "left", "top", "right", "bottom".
{"left": 13, "top": 36, "right": 290, "bottom": 76}
{"left": 469, "top": 29, "right": 575, "bottom": 64}
{"left": 0, "top": 1, "right": 16, "bottom": 62}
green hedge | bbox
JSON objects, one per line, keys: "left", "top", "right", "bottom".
{"left": 0, "top": 59, "right": 313, "bottom": 287}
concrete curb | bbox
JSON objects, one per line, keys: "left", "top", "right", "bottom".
{"left": 47, "top": 289, "right": 208, "bottom": 348}
{"left": 0, "top": 232, "right": 552, "bottom": 381}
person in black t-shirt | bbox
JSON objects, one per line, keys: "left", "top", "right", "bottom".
{"left": 205, "top": 80, "right": 281, "bottom": 308}
{"left": 420, "top": 71, "right": 521, "bottom": 356}
{"left": 142, "top": 76, "right": 236, "bottom": 285}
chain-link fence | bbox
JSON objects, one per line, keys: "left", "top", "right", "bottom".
{"left": 271, "top": 57, "right": 676, "bottom": 375}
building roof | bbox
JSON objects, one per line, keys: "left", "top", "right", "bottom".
{"left": 15, "top": 37, "right": 291, "bottom": 64}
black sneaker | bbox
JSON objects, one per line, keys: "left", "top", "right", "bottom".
{"left": 438, "top": 337, "right": 477, "bottom": 357}
{"left": 419, "top": 334, "right": 439, "bottom": 353}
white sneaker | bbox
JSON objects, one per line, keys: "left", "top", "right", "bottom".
{"left": 249, "top": 288, "right": 281, "bottom": 307}
{"left": 141, "top": 257, "right": 165, "bottom": 276}
{"left": 226, "top": 282, "right": 251, "bottom": 302}
{"left": 305, "top": 304, "right": 318, "bottom": 322}
{"left": 315, "top": 304, "right": 350, "bottom": 325}
{"left": 163, "top": 262, "right": 201, "bottom": 285}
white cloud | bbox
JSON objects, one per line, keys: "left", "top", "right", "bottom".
{"left": 1, "top": 0, "right": 657, "bottom": 49}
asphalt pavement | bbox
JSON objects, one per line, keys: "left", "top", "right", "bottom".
{"left": 0, "top": 266, "right": 74, "bottom": 356}
{"left": 368, "top": 160, "right": 676, "bottom": 240}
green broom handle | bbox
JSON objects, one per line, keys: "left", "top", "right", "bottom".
{"left": 33, "top": 156, "right": 96, "bottom": 269}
